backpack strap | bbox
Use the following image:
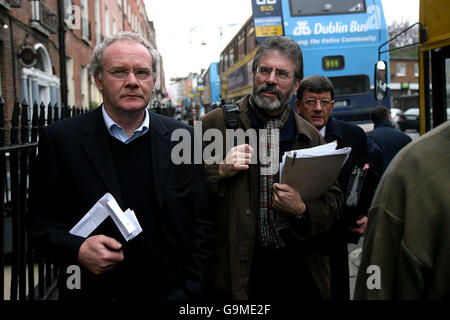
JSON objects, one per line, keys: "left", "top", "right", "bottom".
{"left": 220, "top": 104, "right": 240, "bottom": 129}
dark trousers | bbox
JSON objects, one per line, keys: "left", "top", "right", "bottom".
{"left": 248, "top": 241, "right": 322, "bottom": 300}
{"left": 329, "top": 241, "right": 350, "bottom": 300}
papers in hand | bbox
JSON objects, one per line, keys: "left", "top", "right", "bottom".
{"left": 279, "top": 141, "right": 351, "bottom": 201}
{"left": 69, "top": 193, "right": 142, "bottom": 241}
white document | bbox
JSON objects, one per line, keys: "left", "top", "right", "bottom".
{"left": 279, "top": 140, "right": 351, "bottom": 180}
{"left": 69, "top": 193, "right": 142, "bottom": 241}
{"left": 277, "top": 141, "right": 352, "bottom": 201}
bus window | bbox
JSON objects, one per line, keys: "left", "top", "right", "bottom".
{"left": 229, "top": 43, "right": 235, "bottom": 66}
{"left": 289, "top": 0, "right": 366, "bottom": 16}
{"left": 246, "top": 23, "right": 256, "bottom": 55}
{"left": 330, "top": 75, "right": 370, "bottom": 96}
{"left": 238, "top": 31, "right": 246, "bottom": 60}
{"left": 224, "top": 48, "right": 229, "bottom": 70}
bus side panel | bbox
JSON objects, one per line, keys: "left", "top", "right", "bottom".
{"left": 281, "top": 0, "right": 390, "bottom": 121}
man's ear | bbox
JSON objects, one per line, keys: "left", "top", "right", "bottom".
{"left": 94, "top": 73, "right": 103, "bottom": 92}
{"left": 293, "top": 79, "right": 301, "bottom": 94}
{"left": 294, "top": 99, "right": 301, "bottom": 114}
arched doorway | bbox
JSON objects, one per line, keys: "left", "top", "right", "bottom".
{"left": 20, "top": 43, "right": 60, "bottom": 118}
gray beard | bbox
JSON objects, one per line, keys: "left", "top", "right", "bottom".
{"left": 253, "top": 94, "right": 282, "bottom": 111}
{"left": 252, "top": 84, "right": 295, "bottom": 112}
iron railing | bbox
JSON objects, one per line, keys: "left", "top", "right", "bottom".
{"left": 0, "top": 97, "right": 87, "bottom": 300}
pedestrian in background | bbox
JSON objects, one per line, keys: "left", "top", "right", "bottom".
{"left": 355, "top": 121, "right": 450, "bottom": 299}
{"left": 295, "top": 75, "right": 379, "bottom": 300}
{"left": 367, "top": 105, "right": 412, "bottom": 175}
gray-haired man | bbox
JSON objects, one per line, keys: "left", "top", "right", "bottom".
{"left": 29, "top": 32, "right": 214, "bottom": 300}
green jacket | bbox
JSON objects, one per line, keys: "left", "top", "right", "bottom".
{"left": 355, "top": 121, "right": 450, "bottom": 299}
{"left": 201, "top": 96, "right": 343, "bottom": 299}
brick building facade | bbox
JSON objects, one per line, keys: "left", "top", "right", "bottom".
{"left": 389, "top": 57, "right": 419, "bottom": 96}
{"left": 0, "top": 0, "right": 165, "bottom": 136}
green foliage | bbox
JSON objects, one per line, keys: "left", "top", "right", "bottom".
{"left": 388, "top": 21, "right": 419, "bottom": 58}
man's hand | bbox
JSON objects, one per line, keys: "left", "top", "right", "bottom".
{"left": 78, "top": 235, "right": 124, "bottom": 275}
{"left": 272, "top": 183, "right": 306, "bottom": 218}
{"left": 218, "top": 144, "right": 254, "bottom": 179}
{"left": 347, "top": 216, "right": 368, "bottom": 237}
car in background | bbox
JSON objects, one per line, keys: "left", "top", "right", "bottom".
{"left": 397, "top": 108, "right": 450, "bottom": 132}
{"left": 390, "top": 107, "right": 403, "bottom": 128}
{"left": 397, "top": 108, "right": 419, "bottom": 131}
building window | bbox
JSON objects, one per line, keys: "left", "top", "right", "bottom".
{"left": 94, "top": 0, "right": 101, "bottom": 44}
{"left": 80, "top": 66, "right": 89, "bottom": 108}
{"left": 414, "top": 63, "right": 419, "bottom": 77}
{"left": 105, "top": 6, "right": 110, "bottom": 37}
{"left": 81, "top": 0, "right": 90, "bottom": 42}
{"left": 66, "top": 57, "right": 75, "bottom": 106}
{"left": 396, "top": 63, "right": 406, "bottom": 77}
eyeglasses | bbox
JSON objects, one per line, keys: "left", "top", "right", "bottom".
{"left": 105, "top": 69, "right": 153, "bottom": 80}
{"left": 302, "top": 98, "right": 332, "bottom": 108}
{"left": 256, "top": 66, "right": 292, "bottom": 81}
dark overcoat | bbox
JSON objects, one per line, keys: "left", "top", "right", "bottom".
{"left": 28, "top": 107, "right": 214, "bottom": 299}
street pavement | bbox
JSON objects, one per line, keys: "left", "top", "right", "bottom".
{"left": 348, "top": 239, "right": 364, "bottom": 299}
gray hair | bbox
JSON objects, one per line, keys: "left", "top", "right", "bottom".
{"left": 297, "top": 75, "right": 335, "bottom": 101}
{"left": 89, "top": 31, "right": 158, "bottom": 81}
{"left": 252, "top": 36, "right": 304, "bottom": 82}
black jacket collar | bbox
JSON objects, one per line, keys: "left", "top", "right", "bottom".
{"left": 324, "top": 116, "right": 343, "bottom": 143}
{"left": 374, "top": 119, "right": 394, "bottom": 129}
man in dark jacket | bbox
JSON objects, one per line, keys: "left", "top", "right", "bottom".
{"left": 201, "top": 36, "right": 343, "bottom": 300}
{"left": 28, "top": 32, "right": 214, "bottom": 300}
{"left": 295, "top": 75, "right": 379, "bottom": 300}
{"left": 367, "top": 106, "right": 412, "bottom": 175}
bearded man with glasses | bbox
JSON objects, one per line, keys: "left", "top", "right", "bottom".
{"left": 295, "top": 75, "right": 379, "bottom": 300}
{"left": 201, "top": 36, "right": 343, "bottom": 300}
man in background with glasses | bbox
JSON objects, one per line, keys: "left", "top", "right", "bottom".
{"left": 28, "top": 32, "right": 214, "bottom": 300}
{"left": 295, "top": 75, "right": 379, "bottom": 300}
{"left": 201, "top": 36, "right": 343, "bottom": 300}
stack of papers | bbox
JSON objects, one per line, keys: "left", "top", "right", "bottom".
{"left": 279, "top": 141, "right": 352, "bottom": 201}
{"left": 69, "top": 193, "right": 142, "bottom": 241}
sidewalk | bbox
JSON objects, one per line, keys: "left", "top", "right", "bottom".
{"left": 348, "top": 237, "right": 364, "bottom": 300}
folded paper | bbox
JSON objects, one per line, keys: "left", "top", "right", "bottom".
{"left": 69, "top": 193, "right": 142, "bottom": 241}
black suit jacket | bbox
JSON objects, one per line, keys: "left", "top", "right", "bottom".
{"left": 367, "top": 120, "right": 412, "bottom": 174}
{"left": 324, "top": 116, "right": 377, "bottom": 229}
{"left": 28, "top": 107, "right": 214, "bottom": 299}
{"left": 324, "top": 116, "right": 379, "bottom": 299}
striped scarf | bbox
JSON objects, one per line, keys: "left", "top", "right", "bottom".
{"left": 251, "top": 101, "right": 290, "bottom": 249}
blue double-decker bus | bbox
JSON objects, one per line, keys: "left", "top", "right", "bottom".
{"left": 219, "top": 0, "right": 390, "bottom": 122}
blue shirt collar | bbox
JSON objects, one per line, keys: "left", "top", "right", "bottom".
{"left": 102, "top": 105, "right": 149, "bottom": 144}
